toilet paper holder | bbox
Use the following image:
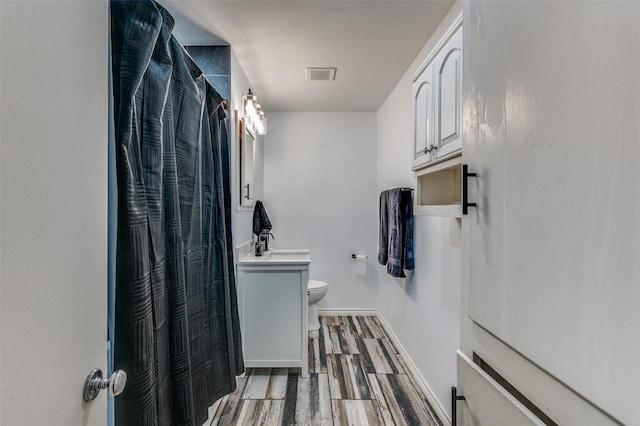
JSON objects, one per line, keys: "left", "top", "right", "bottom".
{"left": 351, "top": 253, "right": 367, "bottom": 259}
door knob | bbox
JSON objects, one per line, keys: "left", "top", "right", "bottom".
{"left": 83, "top": 368, "right": 127, "bottom": 402}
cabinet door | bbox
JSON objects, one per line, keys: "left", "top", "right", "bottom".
{"left": 412, "top": 63, "right": 434, "bottom": 170}
{"left": 241, "top": 270, "right": 303, "bottom": 363}
{"left": 435, "top": 26, "right": 462, "bottom": 159}
{"left": 462, "top": 1, "right": 639, "bottom": 424}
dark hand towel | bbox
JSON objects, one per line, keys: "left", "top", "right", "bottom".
{"left": 400, "top": 189, "right": 414, "bottom": 271}
{"left": 378, "top": 190, "right": 390, "bottom": 265}
{"left": 252, "top": 200, "right": 272, "bottom": 236}
{"left": 379, "top": 188, "right": 414, "bottom": 278}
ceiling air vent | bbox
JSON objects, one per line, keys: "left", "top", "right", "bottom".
{"left": 306, "top": 67, "right": 337, "bottom": 81}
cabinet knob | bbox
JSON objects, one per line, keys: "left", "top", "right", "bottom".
{"left": 424, "top": 145, "right": 438, "bottom": 154}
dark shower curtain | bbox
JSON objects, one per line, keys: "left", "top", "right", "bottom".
{"left": 110, "top": 1, "right": 243, "bottom": 424}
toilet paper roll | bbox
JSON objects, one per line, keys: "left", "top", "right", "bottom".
{"left": 355, "top": 254, "right": 367, "bottom": 279}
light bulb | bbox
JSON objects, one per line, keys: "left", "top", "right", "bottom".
{"left": 256, "top": 111, "right": 267, "bottom": 135}
{"left": 243, "top": 89, "right": 257, "bottom": 117}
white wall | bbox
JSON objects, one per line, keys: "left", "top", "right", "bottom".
{"left": 376, "top": 2, "right": 462, "bottom": 422}
{"left": 263, "top": 113, "right": 378, "bottom": 310}
{"left": 230, "top": 50, "right": 264, "bottom": 244}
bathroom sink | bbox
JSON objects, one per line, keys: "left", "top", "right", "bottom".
{"left": 265, "top": 250, "right": 310, "bottom": 262}
{"left": 238, "top": 249, "right": 310, "bottom": 265}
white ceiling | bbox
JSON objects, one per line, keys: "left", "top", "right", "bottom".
{"left": 158, "top": 1, "right": 454, "bottom": 112}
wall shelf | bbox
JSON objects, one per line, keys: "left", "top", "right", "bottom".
{"left": 414, "top": 204, "right": 462, "bottom": 218}
{"left": 415, "top": 155, "right": 462, "bottom": 218}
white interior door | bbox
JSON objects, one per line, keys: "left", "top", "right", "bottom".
{"left": 1, "top": 2, "right": 109, "bottom": 425}
{"left": 461, "top": 2, "right": 640, "bottom": 425}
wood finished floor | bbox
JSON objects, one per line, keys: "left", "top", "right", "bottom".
{"left": 203, "top": 315, "right": 443, "bottom": 426}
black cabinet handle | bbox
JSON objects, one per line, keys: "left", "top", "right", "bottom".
{"left": 452, "top": 386, "right": 466, "bottom": 426}
{"left": 462, "top": 164, "right": 477, "bottom": 215}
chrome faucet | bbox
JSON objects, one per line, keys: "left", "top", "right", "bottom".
{"left": 255, "top": 238, "right": 264, "bottom": 256}
{"left": 255, "top": 230, "right": 274, "bottom": 256}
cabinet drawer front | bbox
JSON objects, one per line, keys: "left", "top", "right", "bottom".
{"left": 457, "top": 351, "right": 543, "bottom": 426}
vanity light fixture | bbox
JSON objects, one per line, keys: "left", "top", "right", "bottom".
{"left": 243, "top": 89, "right": 267, "bottom": 135}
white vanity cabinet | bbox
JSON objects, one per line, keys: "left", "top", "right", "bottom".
{"left": 412, "top": 18, "right": 463, "bottom": 171}
{"left": 236, "top": 250, "right": 309, "bottom": 377}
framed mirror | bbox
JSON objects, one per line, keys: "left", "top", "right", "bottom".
{"left": 238, "top": 115, "right": 256, "bottom": 207}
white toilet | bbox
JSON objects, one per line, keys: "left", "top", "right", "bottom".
{"left": 307, "top": 280, "right": 328, "bottom": 331}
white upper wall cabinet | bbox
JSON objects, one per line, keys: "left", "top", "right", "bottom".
{"left": 412, "top": 15, "right": 463, "bottom": 217}
{"left": 412, "top": 17, "right": 463, "bottom": 171}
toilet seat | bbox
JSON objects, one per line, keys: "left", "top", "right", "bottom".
{"left": 308, "top": 280, "right": 328, "bottom": 292}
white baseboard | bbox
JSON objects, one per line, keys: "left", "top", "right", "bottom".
{"left": 317, "top": 308, "right": 378, "bottom": 317}
{"left": 375, "top": 311, "right": 451, "bottom": 426}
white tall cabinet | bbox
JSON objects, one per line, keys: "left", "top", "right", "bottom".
{"left": 412, "top": 17, "right": 464, "bottom": 218}
{"left": 458, "top": 2, "right": 640, "bottom": 425}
